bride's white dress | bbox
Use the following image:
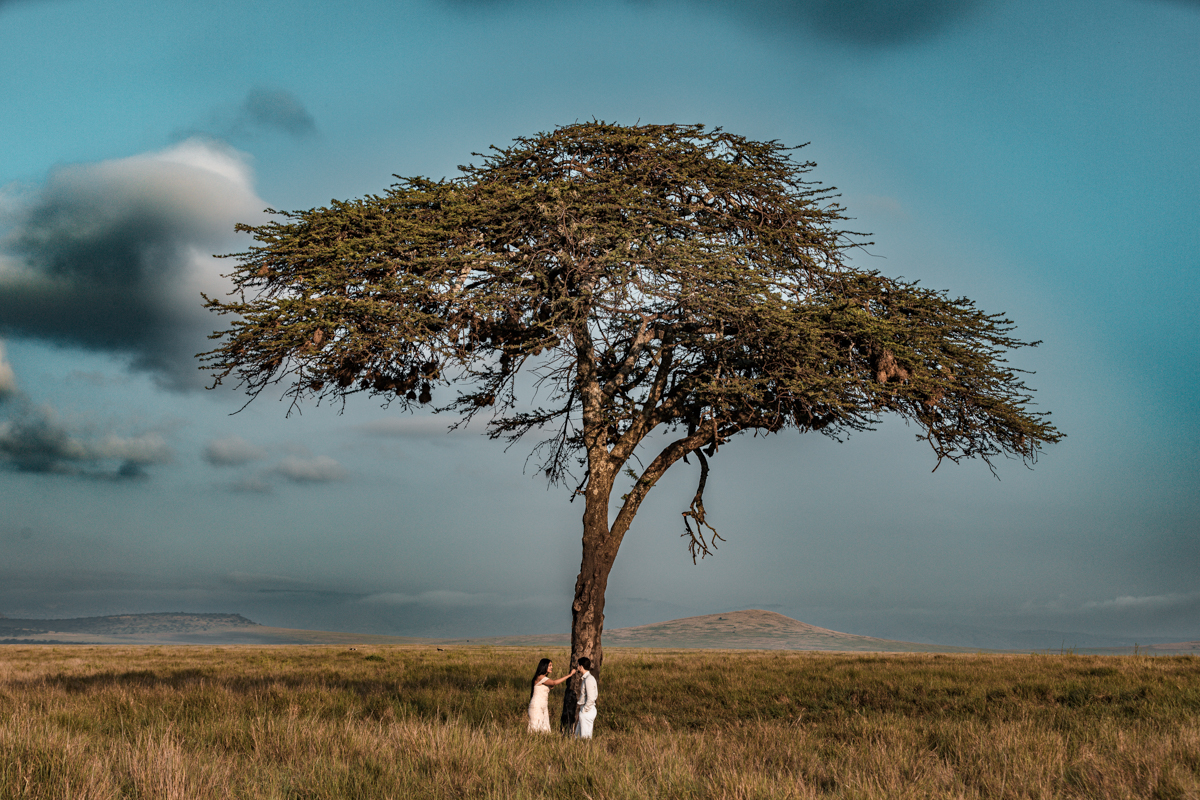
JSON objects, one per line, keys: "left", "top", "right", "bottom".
{"left": 527, "top": 681, "right": 552, "bottom": 732}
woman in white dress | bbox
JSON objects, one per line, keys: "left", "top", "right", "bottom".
{"left": 527, "top": 658, "right": 575, "bottom": 733}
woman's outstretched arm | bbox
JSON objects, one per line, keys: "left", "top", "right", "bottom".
{"left": 543, "top": 668, "right": 577, "bottom": 687}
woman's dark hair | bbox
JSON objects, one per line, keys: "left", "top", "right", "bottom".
{"left": 530, "top": 658, "right": 552, "bottom": 699}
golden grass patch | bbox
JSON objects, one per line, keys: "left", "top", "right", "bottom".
{"left": 0, "top": 647, "right": 1196, "bottom": 798}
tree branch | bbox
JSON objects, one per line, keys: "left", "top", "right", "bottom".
{"left": 607, "top": 428, "right": 714, "bottom": 552}
{"left": 680, "top": 449, "right": 724, "bottom": 563}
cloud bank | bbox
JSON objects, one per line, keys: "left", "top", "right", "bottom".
{"left": 0, "top": 402, "right": 172, "bottom": 478}
{"left": 0, "top": 139, "right": 267, "bottom": 390}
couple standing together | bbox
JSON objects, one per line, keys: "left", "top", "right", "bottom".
{"left": 527, "top": 657, "right": 598, "bottom": 738}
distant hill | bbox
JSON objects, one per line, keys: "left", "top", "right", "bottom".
{"left": 3, "top": 609, "right": 1195, "bottom": 653}
{"left": 610, "top": 610, "right": 974, "bottom": 651}
{"left": 453, "top": 609, "right": 979, "bottom": 652}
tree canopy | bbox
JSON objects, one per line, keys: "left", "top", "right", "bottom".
{"left": 202, "top": 122, "right": 1062, "bottom": 724}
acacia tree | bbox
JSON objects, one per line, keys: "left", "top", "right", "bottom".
{"left": 202, "top": 122, "right": 1061, "bottom": 729}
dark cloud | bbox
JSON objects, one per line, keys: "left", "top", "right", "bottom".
{"left": 690, "top": 0, "right": 992, "bottom": 46}
{"left": 794, "top": 0, "right": 988, "bottom": 46}
{"left": 239, "top": 88, "right": 317, "bottom": 138}
{"left": 443, "top": 0, "right": 990, "bottom": 46}
{"left": 0, "top": 140, "right": 267, "bottom": 390}
{"left": 0, "top": 406, "right": 85, "bottom": 473}
{"left": 179, "top": 88, "right": 318, "bottom": 142}
{"left": 0, "top": 401, "right": 172, "bottom": 478}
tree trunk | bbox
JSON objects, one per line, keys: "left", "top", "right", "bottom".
{"left": 559, "top": 468, "right": 616, "bottom": 732}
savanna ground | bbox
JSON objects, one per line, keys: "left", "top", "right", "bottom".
{"left": 0, "top": 646, "right": 1197, "bottom": 799}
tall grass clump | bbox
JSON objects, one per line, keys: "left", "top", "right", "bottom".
{"left": 1, "top": 646, "right": 1196, "bottom": 798}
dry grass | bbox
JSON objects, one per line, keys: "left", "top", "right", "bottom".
{"left": 1, "top": 646, "right": 1197, "bottom": 798}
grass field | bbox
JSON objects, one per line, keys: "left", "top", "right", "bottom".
{"left": 1, "top": 646, "right": 1197, "bottom": 799}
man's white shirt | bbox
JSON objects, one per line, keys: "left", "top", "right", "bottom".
{"left": 577, "top": 671, "right": 598, "bottom": 710}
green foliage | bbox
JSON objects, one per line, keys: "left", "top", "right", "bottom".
{"left": 203, "top": 123, "right": 1060, "bottom": 511}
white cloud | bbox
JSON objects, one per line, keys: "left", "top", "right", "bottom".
{"left": 151, "top": 138, "right": 256, "bottom": 186}
{"left": 272, "top": 454, "right": 346, "bottom": 483}
{"left": 93, "top": 432, "right": 172, "bottom": 465}
{"left": 203, "top": 435, "right": 267, "bottom": 467}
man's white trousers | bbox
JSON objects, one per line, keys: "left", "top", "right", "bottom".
{"left": 575, "top": 706, "right": 597, "bottom": 739}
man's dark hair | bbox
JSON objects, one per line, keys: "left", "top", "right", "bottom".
{"left": 577, "top": 657, "right": 592, "bottom": 671}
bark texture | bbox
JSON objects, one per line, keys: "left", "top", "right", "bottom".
{"left": 560, "top": 521, "right": 610, "bottom": 730}
{"left": 560, "top": 439, "right": 616, "bottom": 730}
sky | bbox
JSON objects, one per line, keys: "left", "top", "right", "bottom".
{"left": 1, "top": 0, "right": 1197, "bottom": 648}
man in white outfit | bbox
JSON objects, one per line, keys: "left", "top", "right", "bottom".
{"left": 574, "top": 657, "right": 598, "bottom": 739}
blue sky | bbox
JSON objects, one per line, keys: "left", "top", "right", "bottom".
{"left": 1, "top": 0, "right": 1197, "bottom": 647}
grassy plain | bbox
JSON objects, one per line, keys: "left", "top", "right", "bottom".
{"left": 0, "top": 645, "right": 1197, "bottom": 799}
